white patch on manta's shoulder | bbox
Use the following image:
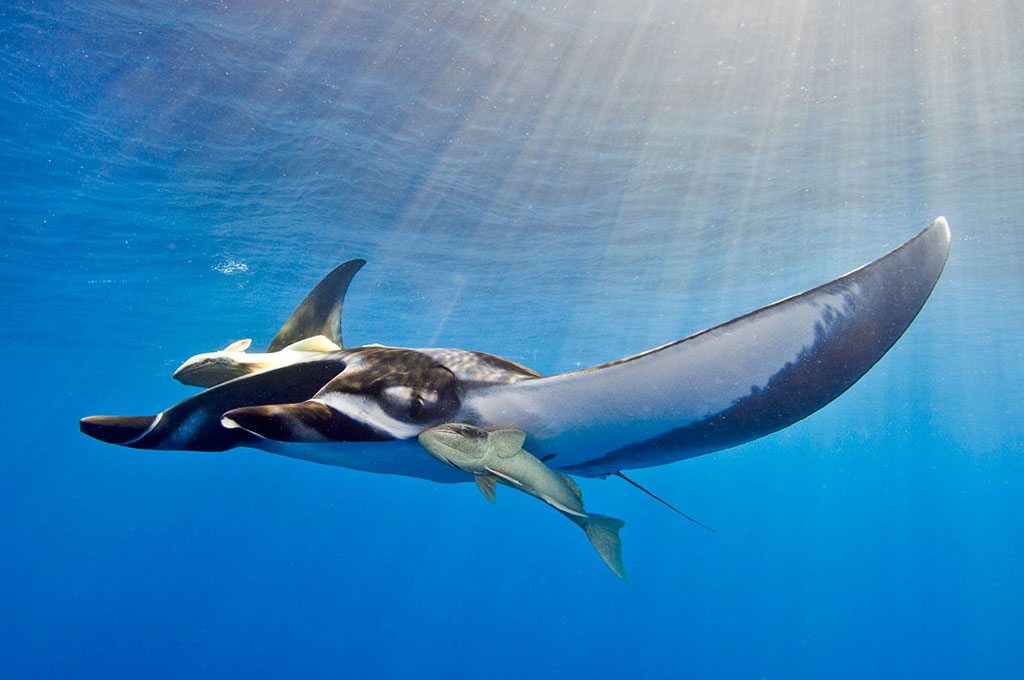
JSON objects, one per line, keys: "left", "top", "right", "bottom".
{"left": 383, "top": 386, "right": 414, "bottom": 402}
{"left": 220, "top": 416, "right": 242, "bottom": 430}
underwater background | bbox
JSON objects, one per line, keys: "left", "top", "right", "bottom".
{"left": 2, "top": 1, "right": 1022, "bottom": 677}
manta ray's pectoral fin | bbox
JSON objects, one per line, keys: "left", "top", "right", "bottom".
{"left": 469, "top": 218, "right": 951, "bottom": 478}
{"left": 267, "top": 259, "right": 365, "bottom": 352}
{"left": 475, "top": 475, "right": 498, "bottom": 503}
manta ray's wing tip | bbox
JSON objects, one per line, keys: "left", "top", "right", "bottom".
{"left": 80, "top": 414, "right": 157, "bottom": 445}
{"left": 929, "top": 215, "right": 951, "bottom": 241}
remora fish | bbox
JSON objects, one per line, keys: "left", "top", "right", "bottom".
{"left": 173, "top": 259, "right": 364, "bottom": 387}
{"left": 82, "top": 218, "right": 951, "bottom": 483}
{"left": 419, "top": 423, "right": 627, "bottom": 579}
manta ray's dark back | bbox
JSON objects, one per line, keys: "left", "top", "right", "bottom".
{"left": 267, "top": 259, "right": 365, "bottom": 352}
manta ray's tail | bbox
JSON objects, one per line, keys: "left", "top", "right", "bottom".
{"left": 579, "top": 514, "right": 627, "bottom": 580}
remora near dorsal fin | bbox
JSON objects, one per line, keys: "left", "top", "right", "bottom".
{"left": 487, "top": 429, "right": 526, "bottom": 458}
{"left": 267, "top": 259, "right": 366, "bottom": 352}
{"left": 223, "top": 338, "right": 252, "bottom": 352}
{"left": 475, "top": 475, "right": 497, "bottom": 502}
{"left": 282, "top": 335, "right": 341, "bottom": 353}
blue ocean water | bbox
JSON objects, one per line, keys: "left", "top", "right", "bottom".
{"left": 2, "top": 1, "right": 1023, "bottom": 677}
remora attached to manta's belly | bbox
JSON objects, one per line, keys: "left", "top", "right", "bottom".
{"left": 81, "top": 218, "right": 951, "bottom": 482}
{"left": 419, "top": 423, "right": 628, "bottom": 579}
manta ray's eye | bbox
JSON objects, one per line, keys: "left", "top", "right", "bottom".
{"left": 380, "top": 372, "right": 459, "bottom": 424}
{"left": 408, "top": 394, "right": 428, "bottom": 420}
{"left": 382, "top": 386, "right": 433, "bottom": 422}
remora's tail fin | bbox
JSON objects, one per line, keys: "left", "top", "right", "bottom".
{"left": 580, "top": 514, "right": 627, "bottom": 580}
{"left": 268, "top": 259, "right": 365, "bottom": 352}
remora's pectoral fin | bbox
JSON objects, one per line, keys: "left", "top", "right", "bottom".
{"left": 267, "top": 259, "right": 366, "bottom": 352}
{"left": 223, "top": 338, "right": 252, "bottom": 352}
{"left": 475, "top": 475, "right": 498, "bottom": 502}
{"left": 487, "top": 429, "right": 527, "bottom": 458}
{"left": 467, "top": 218, "right": 951, "bottom": 477}
{"left": 222, "top": 400, "right": 389, "bottom": 443}
{"left": 579, "top": 514, "right": 627, "bottom": 580}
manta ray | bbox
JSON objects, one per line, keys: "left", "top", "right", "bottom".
{"left": 81, "top": 219, "right": 949, "bottom": 484}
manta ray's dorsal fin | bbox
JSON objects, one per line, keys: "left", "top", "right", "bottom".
{"left": 267, "top": 259, "right": 366, "bottom": 352}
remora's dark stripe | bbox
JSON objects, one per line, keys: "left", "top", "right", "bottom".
{"left": 129, "top": 356, "right": 349, "bottom": 451}
{"left": 562, "top": 220, "right": 950, "bottom": 476}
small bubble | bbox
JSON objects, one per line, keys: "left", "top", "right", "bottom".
{"left": 213, "top": 259, "right": 250, "bottom": 275}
